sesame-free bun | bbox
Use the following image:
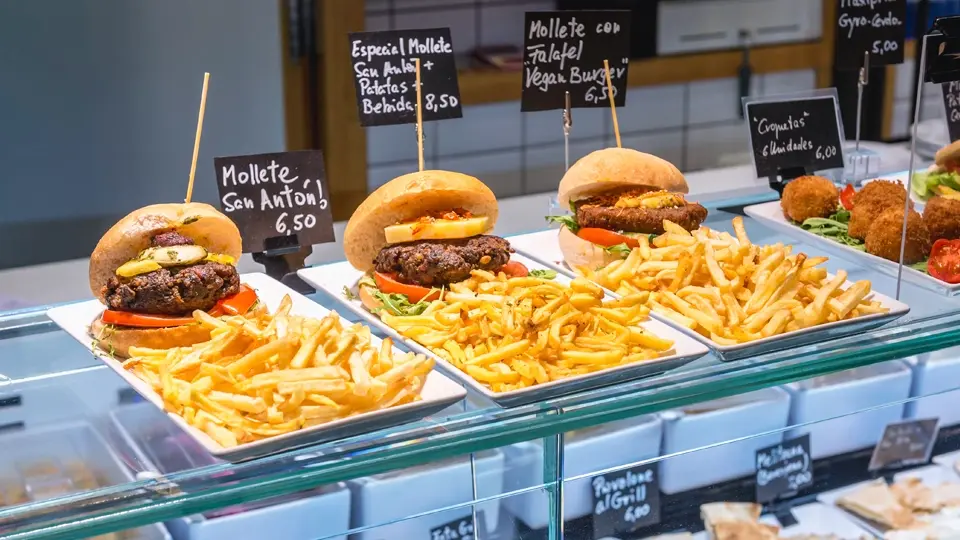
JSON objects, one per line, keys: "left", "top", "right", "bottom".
{"left": 89, "top": 203, "right": 242, "bottom": 303}
{"left": 558, "top": 148, "right": 688, "bottom": 209}
{"left": 935, "top": 140, "right": 960, "bottom": 166}
{"left": 557, "top": 226, "right": 626, "bottom": 273}
{"left": 89, "top": 317, "right": 213, "bottom": 359}
{"left": 343, "top": 170, "right": 499, "bottom": 271}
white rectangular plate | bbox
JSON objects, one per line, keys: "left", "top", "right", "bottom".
{"left": 510, "top": 231, "right": 911, "bottom": 361}
{"left": 46, "top": 273, "right": 466, "bottom": 462}
{"left": 744, "top": 199, "right": 960, "bottom": 296}
{"left": 298, "top": 253, "right": 709, "bottom": 407}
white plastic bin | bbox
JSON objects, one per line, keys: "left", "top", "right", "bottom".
{"left": 904, "top": 346, "right": 960, "bottom": 426}
{"left": 110, "top": 403, "right": 350, "bottom": 540}
{"left": 659, "top": 387, "right": 790, "bottom": 494}
{"left": 501, "top": 415, "right": 663, "bottom": 530}
{"left": 784, "top": 361, "right": 912, "bottom": 459}
{"left": 348, "top": 451, "right": 504, "bottom": 540}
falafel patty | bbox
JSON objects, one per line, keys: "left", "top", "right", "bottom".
{"left": 849, "top": 180, "right": 910, "bottom": 240}
{"left": 923, "top": 196, "right": 960, "bottom": 243}
{"left": 864, "top": 208, "right": 931, "bottom": 264}
{"left": 780, "top": 176, "right": 839, "bottom": 223}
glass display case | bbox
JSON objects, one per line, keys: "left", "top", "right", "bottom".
{"left": 6, "top": 182, "right": 960, "bottom": 540}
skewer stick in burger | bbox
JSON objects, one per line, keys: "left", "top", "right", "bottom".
{"left": 89, "top": 203, "right": 260, "bottom": 357}
{"left": 344, "top": 171, "right": 528, "bottom": 314}
{"left": 546, "top": 148, "right": 707, "bottom": 269}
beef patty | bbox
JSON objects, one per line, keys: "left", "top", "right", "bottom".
{"left": 576, "top": 203, "right": 708, "bottom": 234}
{"left": 373, "top": 235, "right": 512, "bottom": 287}
{"left": 102, "top": 231, "right": 240, "bottom": 315}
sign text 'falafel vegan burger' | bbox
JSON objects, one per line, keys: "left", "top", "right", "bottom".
{"left": 343, "top": 170, "right": 529, "bottom": 315}
{"left": 546, "top": 147, "right": 708, "bottom": 270}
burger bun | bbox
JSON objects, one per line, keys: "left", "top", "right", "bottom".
{"left": 358, "top": 283, "right": 383, "bottom": 312}
{"left": 90, "top": 203, "right": 242, "bottom": 303}
{"left": 90, "top": 317, "right": 213, "bottom": 359}
{"left": 557, "top": 226, "right": 627, "bottom": 273}
{"left": 343, "top": 170, "right": 499, "bottom": 272}
{"left": 558, "top": 148, "right": 688, "bottom": 209}
{"left": 936, "top": 140, "right": 960, "bottom": 166}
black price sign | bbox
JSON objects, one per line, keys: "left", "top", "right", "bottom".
{"left": 869, "top": 418, "right": 940, "bottom": 471}
{"left": 348, "top": 28, "right": 462, "bottom": 127}
{"left": 755, "top": 434, "right": 813, "bottom": 503}
{"left": 591, "top": 464, "right": 660, "bottom": 539}
{"left": 214, "top": 150, "right": 335, "bottom": 253}
{"left": 836, "top": 0, "right": 906, "bottom": 70}
{"left": 745, "top": 96, "right": 845, "bottom": 179}
{"left": 943, "top": 82, "right": 960, "bottom": 142}
{"left": 521, "top": 11, "right": 631, "bottom": 112}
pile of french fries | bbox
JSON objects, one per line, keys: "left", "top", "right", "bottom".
{"left": 378, "top": 271, "right": 675, "bottom": 393}
{"left": 577, "top": 217, "right": 888, "bottom": 345}
{"left": 122, "top": 296, "right": 433, "bottom": 448}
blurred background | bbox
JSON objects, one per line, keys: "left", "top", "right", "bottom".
{"left": 1, "top": 0, "right": 958, "bottom": 302}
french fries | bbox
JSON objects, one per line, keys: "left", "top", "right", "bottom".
{"left": 577, "top": 217, "right": 888, "bottom": 344}
{"left": 376, "top": 272, "right": 675, "bottom": 393}
{"left": 123, "top": 296, "right": 433, "bottom": 448}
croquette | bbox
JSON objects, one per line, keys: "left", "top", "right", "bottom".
{"left": 864, "top": 208, "right": 931, "bottom": 264}
{"left": 849, "top": 180, "right": 910, "bottom": 240}
{"left": 923, "top": 196, "right": 960, "bottom": 243}
{"left": 780, "top": 176, "right": 839, "bottom": 223}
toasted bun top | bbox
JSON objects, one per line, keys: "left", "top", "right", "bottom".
{"left": 558, "top": 148, "right": 687, "bottom": 209}
{"left": 936, "top": 140, "right": 960, "bottom": 165}
{"left": 343, "top": 170, "right": 499, "bottom": 271}
{"left": 89, "top": 203, "right": 242, "bottom": 302}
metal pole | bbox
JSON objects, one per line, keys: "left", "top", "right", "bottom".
{"left": 898, "top": 34, "right": 929, "bottom": 300}
{"left": 563, "top": 91, "right": 572, "bottom": 170}
{"left": 853, "top": 51, "right": 870, "bottom": 182}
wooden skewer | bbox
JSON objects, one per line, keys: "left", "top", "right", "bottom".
{"left": 603, "top": 59, "right": 621, "bottom": 148}
{"left": 415, "top": 58, "right": 424, "bottom": 172}
{"left": 185, "top": 72, "right": 211, "bottom": 204}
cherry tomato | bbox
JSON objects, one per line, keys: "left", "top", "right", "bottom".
{"left": 928, "top": 239, "right": 960, "bottom": 283}
{"left": 840, "top": 184, "right": 856, "bottom": 210}
{"left": 501, "top": 260, "right": 529, "bottom": 277}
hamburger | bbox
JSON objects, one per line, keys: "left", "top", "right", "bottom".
{"left": 912, "top": 140, "right": 960, "bottom": 201}
{"left": 344, "top": 170, "right": 527, "bottom": 314}
{"left": 89, "top": 203, "right": 260, "bottom": 357}
{"left": 547, "top": 148, "right": 707, "bottom": 270}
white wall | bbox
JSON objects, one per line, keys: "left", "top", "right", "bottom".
{"left": 0, "top": 0, "right": 285, "bottom": 265}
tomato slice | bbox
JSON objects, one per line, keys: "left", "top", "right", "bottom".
{"left": 501, "top": 260, "right": 529, "bottom": 277}
{"left": 928, "top": 239, "right": 960, "bottom": 283}
{"left": 101, "top": 310, "right": 196, "bottom": 328}
{"left": 840, "top": 184, "right": 856, "bottom": 210}
{"left": 576, "top": 228, "right": 641, "bottom": 248}
{"left": 374, "top": 272, "right": 441, "bottom": 303}
{"left": 218, "top": 284, "right": 258, "bottom": 315}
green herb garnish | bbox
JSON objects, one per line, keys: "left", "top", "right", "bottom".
{"left": 529, "top": 269, "right": 558, "bottom": 280}
{"left": 181, "top": 215, "right": 201, "bottom": 225}
{"left": 342, "top": 286, "right": 358, "bottom": 301}
{"left": 801, "top": 209, "right": 865, "bottom": 251}
{"left": 910, "top": 260, "right": 929, "bottom": 274}
{"left": 546, "top": 214, "right": 579, "bottom": 233}
{"left": 604, "top": 243, "right": 633, "bottom": 257}
{"left": 372, "top": 290, "right": 434, "bottom": 316}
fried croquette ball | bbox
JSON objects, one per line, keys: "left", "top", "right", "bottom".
{"left": 780, "top": 176, "right": 839, "bottom": 223}
{"left": 923, "top": 196, "right": 960, "bottom": 243}
{"left": 865, "top": 208, "right": 931, "bottom": 264}
{"left": 849, "top": 180, "right": 910, "bottom": 240}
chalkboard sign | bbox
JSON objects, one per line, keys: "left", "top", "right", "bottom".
{"left": 591, "top": 463, "right": 660, "bottom": 539}
{"left": 745, "top": 95, "right": 845, "bottom": 179}
{"left": 943, "top": 82, "right": 960, "bottom": 142}
{"left": 835, "top": 0, "right": 906, "bottom": 70}
{"left": 521, "top": 11, "right": 631, "bottom": 112}
{"left": 869, "top": 418, "right": 940, "bottom": 471}
{"left": 755, "top": 434, "right": 813, "bottom": 504}
{"left": 428, "top": 511, "right": 486, "bottom": 540}
{"left": 348, "top": 28, "right": 462, "bottom": 127}
{"left": 214, "top": 150, "right": 335, "bottom": 253}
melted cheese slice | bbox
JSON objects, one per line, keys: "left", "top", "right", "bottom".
{"left": 384, "top": 216, "right": 490, "bottom": 244}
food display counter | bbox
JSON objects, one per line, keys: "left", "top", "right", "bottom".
{"left": 8, "top": 163, "right": 960, "bottom": 540}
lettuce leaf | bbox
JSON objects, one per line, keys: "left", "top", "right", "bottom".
{"left": 911, "top": 170, "right": 960, "bottom": 200}
{"left": 546, "top": 214, "right": 579, "bottom": 233}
